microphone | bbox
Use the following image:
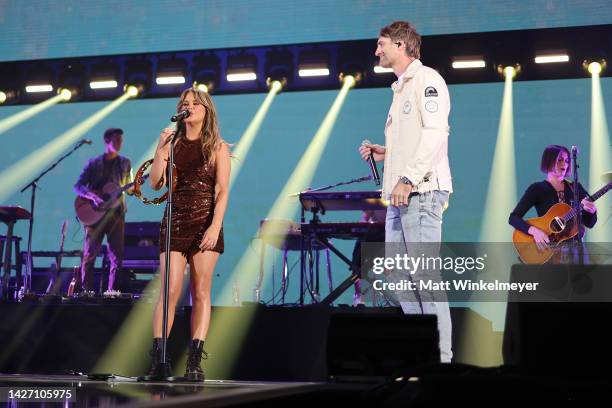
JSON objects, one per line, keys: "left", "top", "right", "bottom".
{"left": 81, "top": 139, "right": 92, "bottom": 145}
{"left": 171, "top": 110, "right": 190, "bottom": 122}
{"left": 362, "top": 139, "right": 381, "bottom": 186}
{"left": 571, "top": 145, "right": 579, "bottom": 173}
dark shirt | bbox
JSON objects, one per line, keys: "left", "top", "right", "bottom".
{"left": 509, "top": 180, "right": 597, "bottom": 235}
{"left": 74, "top": 154, "right": 132, "bottom": 212}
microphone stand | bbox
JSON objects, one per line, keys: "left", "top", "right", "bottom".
{"left": 139, "top": 126, "right": 182, "bottom": 382}
{"left": 571, "top": 147, "right": 585, "bottom": 264}
{"left": 18, "top": 139, "right": 91, "bottom": 299}
{"left": 288, "top": 175, "right": 373, "bottom": 197}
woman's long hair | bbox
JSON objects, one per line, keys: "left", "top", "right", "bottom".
{"left": 175, "top": 88, "right": 223, "bottom": 168}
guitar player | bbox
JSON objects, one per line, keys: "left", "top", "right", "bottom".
{"left": 509, "top": 144, "right": 597, "bottom": 263}
{"left": 74, "top": 128, "right": 133, "bottom": 293}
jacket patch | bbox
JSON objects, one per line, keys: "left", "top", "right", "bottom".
{"left": 425, "top": 100, "right": 438, "bottom": 113}
{"left": 403, "top": 101, "right": 412, "bottom": 114}
{"left": 424, "top": 86, "right": 438, "bottom": 97}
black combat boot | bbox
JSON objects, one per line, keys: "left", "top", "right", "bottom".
{"left": 184, "top": 339, "right": 208, "bottom": 381}
{"left": 148, "top": 338, "right": 164, "bottom": 376}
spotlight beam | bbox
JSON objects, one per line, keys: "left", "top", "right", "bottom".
{"left": 204, "top": 79, "right": 355, "bottom": 379}
{"left": 93, "top": 277, "right": 160, "bottom": 375}
{"left": 479, "top": 69, "right": 517, "bottom": 242}
{"left": 0, "top": 93, "right": 66, "bottom": 136}
{"left": 0, "top": 92, "right": 132, "bottom": 203}
{"left": 464, "top": 69, "right": 518, "bottom": 367}
{"left": 229, "top": 83, "right": 281, "bottom": 189}
{"left": 588, "top": 69, "right": 611, "bottom": 242}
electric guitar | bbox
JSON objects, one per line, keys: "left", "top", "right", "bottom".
{"left": 513, "top": 181, "right": 612, "bottom": 264}
{"left": 45, "top": 220, "right": 68, "bottom": 295}
{"left": 74, "top": 175, "right": 149, "bottom": 226}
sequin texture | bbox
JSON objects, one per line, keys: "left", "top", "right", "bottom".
{"left": 159, "top": 137, "right": 224, "bottom": 256}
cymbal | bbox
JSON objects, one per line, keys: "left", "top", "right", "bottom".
{"left": 602, "top": 171, "right": 612, "bottom": 183}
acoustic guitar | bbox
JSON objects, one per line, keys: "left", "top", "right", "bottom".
{"left": 74, "top": 175, "right": 149, "bottom": 226}
{"left": 513, "top": 181, "right": 612, "bottom": 264}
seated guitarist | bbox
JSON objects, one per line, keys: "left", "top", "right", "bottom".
{"left": 509, "top": 144, "right": 597, "bottom": 261}
{"left": 74, "top": 128, "right": 133, "bottom": 293}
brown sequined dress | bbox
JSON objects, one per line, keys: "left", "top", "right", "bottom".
{"left": 160, "top": 137, "right": 224, "bottom": 256}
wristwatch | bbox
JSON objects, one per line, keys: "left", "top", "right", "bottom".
{"left": 399, "top": 176, "right": 413, "bottom": 186}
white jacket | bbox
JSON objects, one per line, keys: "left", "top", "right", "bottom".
{"left": 382, "top": 59, "right": 453, "bottom": 199}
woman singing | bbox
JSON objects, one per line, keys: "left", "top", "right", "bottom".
{"left": 148, "top": 87, "right": 231, "bottom": 381}
{"left": 509, "top": 144, "right": 597, "bottom": 257}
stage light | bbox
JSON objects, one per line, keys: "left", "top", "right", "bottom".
{"left": 194, "top": 82, "right": 209, "bottom": 93}
{"left": 373, "top": 65, "right": 393, "bottom": 74}
{"left": 57, "top": 62, "right": 84, "bottom": 101}
{"left": 497, "top": 64, "right": 520, "bottom": 80}
{"left": 588, "top": 61, "right": 602, "bottom": 75}
{"left": 298, "top": 66, "right": 329, "bottom": 77}
{"left": 90, "top": 80, "right": 118, "bottom": 89}
{"left": 338, "top": 45, "right": 367, "bottom": 84}
{"left": 227, "top": 54, "right": 258, "bottom": 83}
{"left": 23, "top": 65, "right": 55, "bottom": 96}
{"left": 124, "top": 59, "right": 152, "bottom": 96}
{"left": 0, "top": 64, "right": 20, "bottom": 104}
{"left": 452, "top": 59, "right": 486, "bottom": 69}
{"left": 298, "top": 50, "right": 330, "bottom": 78}
{"left": 340, "top": 73, "right": 357, "bottom": 88}
{"left": 534, "top": 53, "right": 569, "bottom": 64}
{"left": 125, "top": 84, "right": 140, "bottom": 98}
{"left": 156, "top": 58, "right": 187, "bottom": 85}
{"left": 0, "top": 90, "right": 17, "bottom": 105}
{"left": 90, "top": 62, "right": 120, "bottom": 90}
{"left": 192, "top": 53, "right": 221, "bottom": 93}
{"left": 25, "top": 84, "right": 53, "bottom": 93}
{"left": 226, "top": 70, "right": 257, "bottom": 82}
{"left": 58, "top": 88, "right": 72, "bottom": 101}
{"left": 264, "top": 49, "right": 293, "bottom": 89}
{"left": 155, "top": 76, "right": 185, "bottom": 85}
{"left": 270, "top": 80, "right": 282, "bottom": 92}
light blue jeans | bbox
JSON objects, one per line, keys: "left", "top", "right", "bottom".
{"left": 385, "top": 190, "right": 453, "bottom": 363}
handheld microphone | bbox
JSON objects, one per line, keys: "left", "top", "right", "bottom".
{"left": 171, "top": 110, "right": 190, "bottom": 122}
{"left": 362, "top": 139, "right": 381, "bottom": 185}
{"left": 81, "top": 139, "right": 92, "bottom": 145}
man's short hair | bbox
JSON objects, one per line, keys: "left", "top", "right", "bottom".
{"left": 103, "top": 128, "right": 123, "bottom": 143}
{"left": 540, "top": 144, "right": 570, "bottom": 174}
{"left": 379, "top": 21, "right": 421, "bottom": 60}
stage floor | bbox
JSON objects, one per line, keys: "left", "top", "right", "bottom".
{"left": 0, "top": 373, "right": 359, "bottom": 407}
